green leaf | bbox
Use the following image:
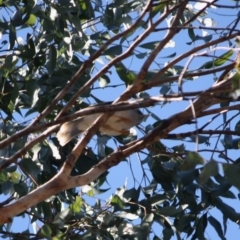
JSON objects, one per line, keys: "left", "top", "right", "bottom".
{"left": 198, "top": 50, "right": 234, "bottom": 69}
{"left": 160, "top": 85, "right": 171, "bottom": 94}
{"left": 214, "top": 173, "right": 228, "bottom": 184}
{"left": 161, "top": 52, "right": 177, "bottom": 58}
{"left": 223, "top": 215, "right": 227, "bottom": 236}
{"left": 9, "top": 172, "right": 22, "bottom": 183}
{"left": 0, "top": 170, "right": 8, "bottom": 184}
{"left": 142, "top": 182, "right": 157, "bottom": 195}
{"left": 156, "top": 204, "right": 188, "bottom": 216}
{"left": 151, "top": 161, "right": 174, "bottom": 191}
{"left": 223, "top": 138, "right": 240, "bottom": 149}
{"left": 4, "top": 55, "right": 14, "bottom": 73}
{"left": 20, "top": 158, "right": 40, "bottom": 182}
{"left": 222, "top": 128, "right": 233, "bottom": 150}
{"left": 53, "top": 197, "right": 62, "bottom": 214}
{"left": 141, "top": 213, "right": 154, "bottom": 239}
{"left": 199, "top": 160, "right": 218, "bottom": 185}
{"left": 219, "top": 189, "right": 236, "bottom": 199}
{"left": 53, "top": 209, "right": 71, "bottom": 228}
{"left": 111, "top": 195, "right": 124, "bottom": 209}
{"left": 223, "top": 164, "right": 240, "bottom": 190}
{"left": 235, "top": 120, "right": 240, "bottom": 132}
{"left": 208, "top": 216, "right": 226, "bottom": 240}
{"left": 14, "top": 182, "right": 28, "bottom": 197}
{"left": 9, "top": 23, "right": 16, "bottom": 49}
{"left": 40, "top": 224, "right": 52, "bottom": 239}
{"left": 69, "top": 196, "right": 82, "bottom": 213}
{"left": 140, "top": 40, "right": 174, "bottom": 49}
{"left": 123, "top": 187, "right": 141, "bottom": 201}
{"left": 103, "top": 5, "right": 114, "bottom": 28}
{"left": 215, "top": 197, "right": 240, "bottom": 222}
{"left": 151, "top": 2, "right": 166, "bottom": 17}
{"left": 195, "top": 213, "right": 208, "bottom": 240}
{"left": 175, "top": 214, "right": 196, "bottom": 232}
{"left": 139, "top": 41, "right": 161, "bottom": 50}
{"left": 104, "top": 45, "right": 122, "bottom": 55}
{"left": 187, "top": 34, "right": 213, "bottom": 45}
{"left": 188, "top": 25, "right": 195, "bottom": 41}
{"left": 74, "top": 154, "right": 100, "bottom": 175}
{"left": 46, "top": 45, "right": 57, "bottom": 75}
{"left": 8, "top": 83, "right": 19, "bottom": 113}
{"left": 172, "top": 143, "right": 185, "bottom": 152}
{"left": 163, "top": 227, "right": 174, "bottom": 240}
{"left": 79, "top": 0, "right": 95, "bottom": 19}
{"left": 178, "top": 169, "right": 199, "bottom": 187}
{"left": 25, "top": 14, "right": 37, "bottom": 26}
{"left": 141, "top": 213, "right": 154, "bottom": 230}
{"left": 41, "top": 202, "right": 52, "bottom": 221}
{"left": 212, "top": 183, "right": 234, "bottom": 198}
{"left": 2, "top": 181, "right": 13, "bottom": 195}
{"left": 187, "top": 135, "right": 209, "bottom": 144}
{"left": 115, "top": 62, "right": 137, "bottom": 85}
{"left": 26, "top": 34, "right": 36, "bottom": 57}
{"left": 135, "top": 52, "right": 148, "bottom": 59}
{"left": 34, "top": 53, "right": 46, "bottom": 68}
{"left": 180, "top": 152, "right": 204, "bottom": 171}
{"left": 6, "top": 165, "right": 17, "bottom": 173}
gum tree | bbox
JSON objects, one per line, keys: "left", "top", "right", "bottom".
{"left": 0, "top": 0, "right": 240, "bottom": 239}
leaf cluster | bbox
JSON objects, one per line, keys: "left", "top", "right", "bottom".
{"left": 0, "top": 0, "right": 240, "bottom": 239}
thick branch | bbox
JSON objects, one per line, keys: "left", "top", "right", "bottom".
{"left": 0, "top": 73, "right": 234, "bottom": 224}
{"left": 1, "top": 61, "right": 233, "bottom": 152}
{"left": 168, "top": 129, "right": 240, "bottom": 140}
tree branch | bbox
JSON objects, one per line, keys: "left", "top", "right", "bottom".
{"left": 0, "top": 71, "right": 234, "bottom": 223}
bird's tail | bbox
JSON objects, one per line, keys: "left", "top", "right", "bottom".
{"left": 56, "top": 119, "right": 83, "bottom": 146}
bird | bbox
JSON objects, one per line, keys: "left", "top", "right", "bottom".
{"left": 56, "top": 105, "right": 148, "bottom": 146}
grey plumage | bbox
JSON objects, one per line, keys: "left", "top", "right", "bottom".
{"left": 57, "top": 109, "right": 147, "bottom": 146}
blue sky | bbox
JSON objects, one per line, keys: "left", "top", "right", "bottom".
{"left": 1, "top": 0, "right": 240, "bottom": 239}
{"left": 87, "top": 1, "right": 240, "bottom": 238}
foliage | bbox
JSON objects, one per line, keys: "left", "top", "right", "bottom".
{"left": 0, "top": 0, "right": 240, "bottom": 239}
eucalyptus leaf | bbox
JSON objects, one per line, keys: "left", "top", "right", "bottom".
{"left": 156, "top": 204, "right": 188, "bottom": 216}
{"left": 180, "top": 152, "right": 204, "bottom": 171}
{"left": 46, "top": 45, "right": 57, "bottom": 75}
{"left": 199, "top": 160, "right": 218, "bottom": 185}
{"left": 223, "top": 164, "right": 240, "bottom": 190}
{"left": 9, "top": 23, "right": 16, "bottom": 49}
{"left": 40, "top": 224, "right": 52, "bottom": 239}
{"left": 69, "top": 196, "right": 82, "bottom": 213}
{"left": 198, "top": 50, "right": 234, "bottom": 69}
{"left": 0, "top": 1, "right": 239, "bottom": 239}
{"left": 208, "top": 216, "right": 226, "bottom": 240}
